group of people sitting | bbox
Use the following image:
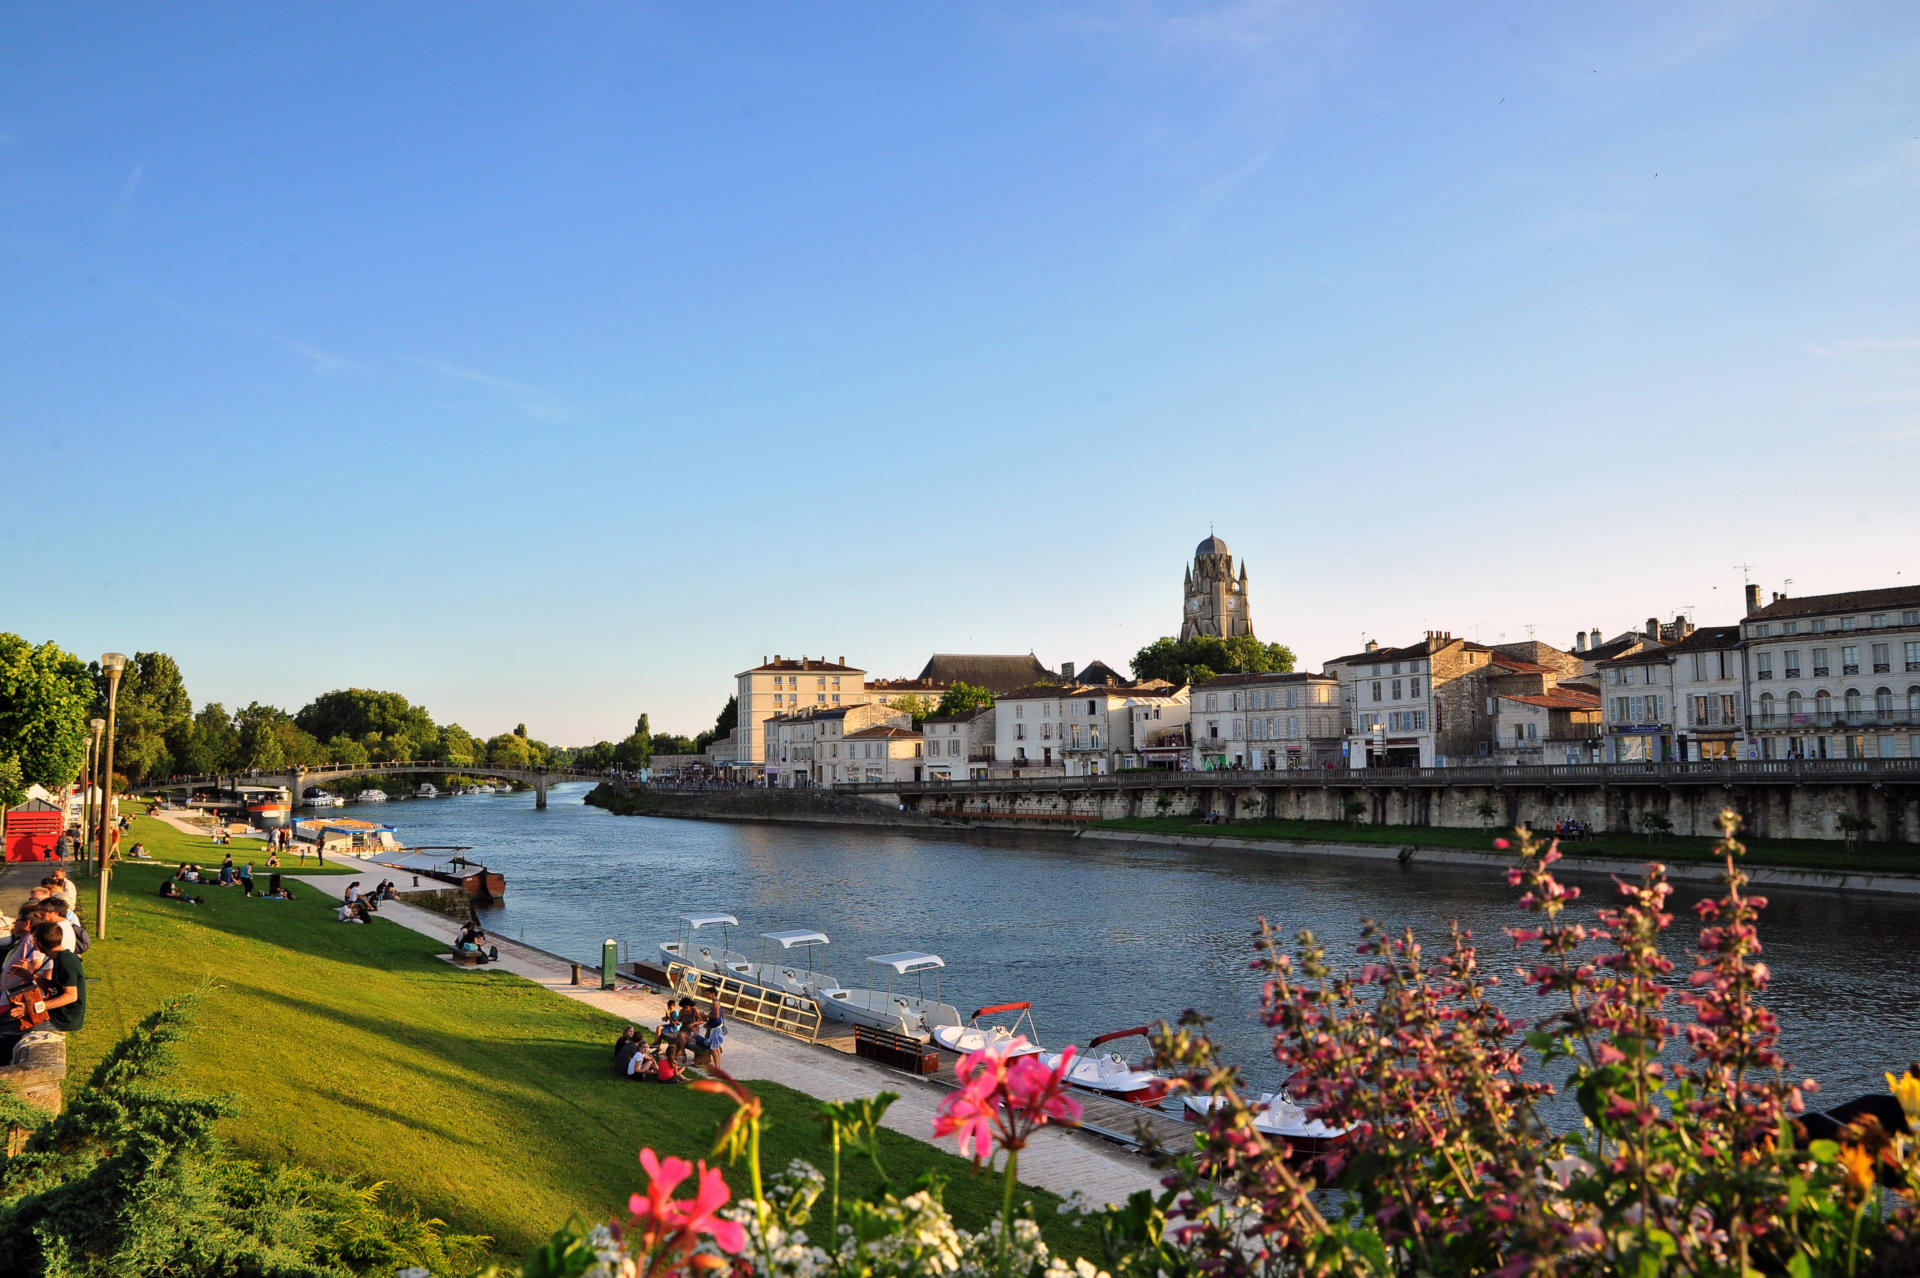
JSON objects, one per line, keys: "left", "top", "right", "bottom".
{"left": 454, "top": 921, "right": 499, "bottom": 963}
{"left": 161, "top": 868, "right": 296, "bottom": 904}
{"left": 1553, "top": 818, "right": 1595, "bottom": 841}
{"left": 612, "top": 995, "right": 725, "bottom": 1082}
{"left": 335, "top": 881, "right": 400, "bottom": 924}
{"left": 0, "top": 873, "right": 85, "bottom": 1057}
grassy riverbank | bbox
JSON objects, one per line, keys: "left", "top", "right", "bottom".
{"left": 68, "top": 864, "right": 1099, "bottom": 1265}
{"left": 118, "top": 811, "right": 353, "bottom": 874}
{"left": 1084, "top": 815, "right": 1920, "bottom": 873}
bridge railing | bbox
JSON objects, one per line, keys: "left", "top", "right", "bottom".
{"left": 144, "top": 762, "right": 625, "bottom": 788}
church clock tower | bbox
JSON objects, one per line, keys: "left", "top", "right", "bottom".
{"left": 1180, "top": 534, "right": 1254, "bottom": 641}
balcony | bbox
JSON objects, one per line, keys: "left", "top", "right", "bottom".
{"left": 1756, "top": 707, "right": 1920, "bottom": 730}
{"left": 1684, "top": 708, "right": 1743, "bottom": 728}
{"left": 1062, "top": 739, "right": 1106, "bottom": 752}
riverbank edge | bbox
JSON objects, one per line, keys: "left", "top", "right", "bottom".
{"left": 1076, "top": 828, "right": 1920, "bottom": 898}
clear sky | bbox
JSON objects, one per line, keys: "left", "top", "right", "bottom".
{"left": 5, "top": 3, "right": 1917, "bottom": 742}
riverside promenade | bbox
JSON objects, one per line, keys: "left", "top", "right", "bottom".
{"left": 278, "top": 847, "right": 1162, "bottom": 1208}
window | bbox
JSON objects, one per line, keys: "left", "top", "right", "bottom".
{"left": 1392, "top": 662, "right": 1403, "bottom": 675}
{"left": 1615, "top": 696, "right": 1630, "bottom": 720}
{"left": 1812, "top": 648, "right": 1829, "bottom": 676}
{"left": 1846, "top": 689, "right": 1863, "bottom": 717}
{"left": 1816, "top": 690, "right": 1832, "bottom": 718}
{"left": 1784, "top": 621, "right": 1798, "bottom": 635}
{"left": 1873, "top": 614, "right": 1888, "bottom": 628}
{"left": 816, "top": 694, "right": 826, "bottom": 703}
{"left": 1876, "top": 688, "right": 1893, "bottom": 717}
{"left": 1014, "top": 705, "right": 1023, "bottom": 719}
{"left": 1784, "top": 651, "right": 1800, "bottom": 679}
{"left": 1287, "top": 688, "right": 1298, "bottom": 707}
{"left": 1873, "top": 643, "right": 1891, "bottom": 673}
{"left": 1788, "top": 691, "right": 1803, "bottom": 718}
{"left": 1014, "top": 724, "right": 1025, "bottom": 740}
{"left": 1843, "top": 646, "right": 1860, "bottom": 675}
{"left": 948, "top": 739, "right": 959, "bottom": 756}
{"left": 1906, "top": 611, "right": 1920, "bottom": 625}
{"left": 1909, "top": 641, "right": 1920, "bottom": 671}
{"left": 1630, "top": 696, "right": 1645, "bottom": 721}
{"left": 1287, "top": 716, "right": 1298, "bottom": 738}
{"left": 1910, "top": 687, "right": 1920, "bottom": 717}
{"left": 817, "top": 677, "right": 826, "bottom": 689}
{"left": 1409, "top": 677, "right": 1421, "bottom": 698}
{"left": 1880, "top": 735, "right": 1898, "bottom": 759}
{"left": 1759, "top": 691, "right": 1775, "bottom": 723}
{"left": 1756, "top": 653, "right": 1773, "bottom": 679}
{"left": 1410, "top": 660, "right": 1423, "bottom": 673}
{"left": 1041, "top": 723, "right": 1052, "bottom": 740}
{"left": 831, "top": 694, "right": 840, "bottom": 704}
{"left": 1609, "top": 669, "right": 1623, "bottom": 685}
{"left": 1391, "top": 680, "right": 1402, "bottom": 700}
{"left": 1812, "top": 619, "right": 1827, "bottom": 633}
{"left": 1842, "top": 616, "right": 1858, "bottom": 631}
{"left": 831, "top": 677, "right": 841, "bottom": 690}
{"left": 1204, "top": 693, "right": 1217, "bottom": 711}
{"left": 1372, "top": 681, "right": 1383, "bottom": 702}
{"left": 1753, "top": 623, "right": 1771, "bottom": 636}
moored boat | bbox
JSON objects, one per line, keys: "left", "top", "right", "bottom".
{"left": 416, "top": 783, "right": 439, "bottom": 799}
{"left": 815, "top": 952, "right": 964, "bottom": 1042}
{"left": 300, "top": 787, "right": 342, "bottom": 809}
{"left": 744, "top": 929, "right": 837, "bottom": 998}
{"left": 241, "top": 786, "right": 292, "bottom": 827}
{"left": 1181, "top": 1092, "right": 1350, "bottom": 1155}
{"left": 356, "top": 789, "right": 389, "bottom": 803}
{"left": 659, "top": 914, "right": 753, "bottom": 978}
{"left": 1039, "top": 1027, "right": 1170, "bottom": 1106}
{"left": 931, "top": 1001, "right": 1044, "bottom": 1058}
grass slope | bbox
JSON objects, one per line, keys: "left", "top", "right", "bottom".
{"left": 1086, "top": 815, "right": 1920, "bottom": 872}
{"left": 120, "top": 810, "right": 352, "bottom": 874}
{"left": 68, "top": 865, "right": 1100, "bottom": 1265}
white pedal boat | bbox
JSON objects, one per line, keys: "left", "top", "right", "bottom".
{"left": 1039, "top": 1027, "right": 1169, "bottom": 1106}
{"left": 931, "top": 1001, "right": 1043, "bottom": 1059}
{"left": 743, "top": 929, "right": 838, "bottom": 998}
{"left": 1181, "top": 1092, "right": 1350, "bottom": 1155}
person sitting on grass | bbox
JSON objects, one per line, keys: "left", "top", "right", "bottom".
{"left": 218, "top": 854, "right": 236, "bottom": 886}
{"left": 159, "top": 878, "right": 204, "bottom": 905}
{"left": 614, "top": 1025, "right": 643, "bottom": 1075}
{"left": 265, "top": 849, "right": 280, "bottom": 868}
{"left": 343, "top": 882, "right": 377, "bottom": 913}
{"left": 129, "top": 841, "right": 152, "bottom": 859}
{"left": 454, "top": 921, "right": 498, "bottom": 963}
{"left": 689, "top": 994, "right": 726, "bottom": 1068}
{"left": 337, "top": 899, "right": 371, "bottom": 925}
{"left": 262, "top": 873, "right": 296, "bottom": 901}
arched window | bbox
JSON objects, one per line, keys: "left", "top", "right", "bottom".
{"left": 1815, "top": 690, "right": 1832, "bottom": 721}
{"left": 1845, "top": 689, "right": 1863, "bottom": 717}
{"left": 1909, "top": 686, "right": 1920, "bottom": 717}
{"left": 1759, "top": 691, "right": 1775, "bottom": 724}
{"left": 1876, "top": 687, "right": 1893, "bottom": 718}
{"left": 1787, "top": 691, "right": 1803, "bottom": 719}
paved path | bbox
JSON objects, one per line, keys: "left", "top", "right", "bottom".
{"left": 293, "top": 857, "right": 1163, "bottom": 1208}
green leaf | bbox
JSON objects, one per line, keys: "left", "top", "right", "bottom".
{"left": 1809, "top": 1139, "right": 1840, "bottom": 1165}
{"left": 1786, "top": 1252, "right": 1812, "bottom": 1278}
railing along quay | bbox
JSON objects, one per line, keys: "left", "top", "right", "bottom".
{"left": 821, "top": 757, "right": 1920, "bottom": 798}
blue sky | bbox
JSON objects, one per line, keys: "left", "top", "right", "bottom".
{"left": 5, "top": 3, "right": 1917, "bottom": 741}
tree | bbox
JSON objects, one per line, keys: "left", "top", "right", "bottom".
{"left": 486, "top": 732, "right": 533, "bottom": 768}
{"left": 295, "top": 689, "right": 438, "bottom": 758}
{"left": 694, "top": 698, "right": 737, "bottom": 754}
{"left": 437, "top": 722, "right": 477, "bottom": 767}
{"left": 1130, "top": 634, "right": 1297, "bottom": 686}
{"left": 0, "top": 633, "right": 93, "bottom": 790}
{"left": 935, "top": 682, "right": 995, "bottom": 718}
{"left": 885, "top": 694, "right": 939, "bottom": 730}
{"left": 232, "top": 703, "right": 297, "bottom": 771}
{"left": 179, "top": 703, "right": 240, "bottom": 775}
{"left": 89, "top": 651, "right": 192, "bottom": 784}
{"left": 326, "top": 734, "right": 370, "bottom": 768}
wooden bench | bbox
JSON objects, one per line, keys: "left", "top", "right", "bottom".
{"left": 853, "top": 1025, "right": 940, "bottom": 1075}
{"left": 440, "top": 950, "right": 483, "bottom": 967}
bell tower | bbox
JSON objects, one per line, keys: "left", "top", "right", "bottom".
{"left": 1180, "top": 534, "right": 1254, "bottom": 641}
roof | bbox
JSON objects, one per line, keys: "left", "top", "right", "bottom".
{"left": 922, "top": 708, "right": 992, "bottom": 726}
{"left": 1597, "top": 646, "right": 1674, "bottom": 668}
{"left": 1664, "top": 624, "right": 1743, "bottom": 653}
{"left": 1579, "top": 635, "right": 1656, "bottom": 663}
{"left": 742, "top": 657, "right": 863, "bottom": 675}
{"left": 1192, "top": 670, "right": 1337, "bottom": 688}
{"left": 1326, "top": 637, "right": 1491, "bottom": 668}
{"left": 1490, "top": 653, "right": 1553, "bottom": 674}
{"left": 999, "top": 682, "right": 1086, "bottom": 701}
{"left": 866, "top": 678, "right": 947, "bottom": 694}
{"left": 1750, "top": 585, "right": 1920, "bottom": 621}
{"left": 1499, "top": 691, "right": 1602, "bottom": 710}
{"left": 844, "top": 725, "right": 918, "bottom": 740}
{"left": 680, "top": 913, "right": 737, "bottom": 928}
{"left": 868, "top": 951, "right": 944, "bottom": 973}
{"left": 1196, "top": 534, "right": 1230, "bottom": 555}
{"left": 915, "top": 653, "right": 1055, "bottom": 695}
{"left": 762, "top": 929, "right": 828, "bottom": 947}
{"left": 1075, "top": 659, "right": 1127, "bottom": 685}
{"left": 1000, "top": 679, "right": 1178, "bottom": 701}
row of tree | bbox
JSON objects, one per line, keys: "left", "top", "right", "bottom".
{"left": 1130, "top": 633, "right": 1297, "bottom": 685}
{"left": 0, "top": 632, "right": 714, "bottom": 802}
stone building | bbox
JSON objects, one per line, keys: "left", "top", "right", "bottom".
{"left": 735, "top": 656, "right": 869, "bottom": 780}
{"left": 920, "top": 706, "right": 997, "bottom": 782}
{"left": 762, "top": 702, "right": 910, "bottom": 787}
{"left": 1187, "top": 672, "right": 1341, "bottom": 769}
{"left": 1742, "top": 582, "right": 1920, "bottom": 761}
{"left": 1180, "top": 535, "right": 1254, "bottom": 641}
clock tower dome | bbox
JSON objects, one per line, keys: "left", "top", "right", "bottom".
{"left": 1180, "top": 534, "right": 1254, "bottom": 641}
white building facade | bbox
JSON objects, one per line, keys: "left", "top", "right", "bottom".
{"left": 1743, "top": 584, "right": 1920, "bottom": 761}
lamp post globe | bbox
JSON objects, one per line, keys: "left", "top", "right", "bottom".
{"left": 97, "top": 653, "right": 128, "bottom": 939}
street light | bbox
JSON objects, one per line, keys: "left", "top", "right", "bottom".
{"left": 82, "top": 718, "right": 105, "bottom": 875}
{"left": 96, "top": 653, "right": 127, "bottom": 940}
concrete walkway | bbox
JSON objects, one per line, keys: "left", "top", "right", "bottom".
{"left": 293, "top": 856, "right": 1163, "bottom": 1208}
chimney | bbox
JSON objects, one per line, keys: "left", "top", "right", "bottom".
{"left": 1590, "top": 627, "right": 1602, "bottom": 650}
{"left": 773, "top": 653, "right": 781, "bottom": 662}
{"left": 1745, "top": 584, "right": 1762, "bottom": 616}
{"left": 838, "top": 655, "right": 844, "bottom": 665}
{"left": 1364, "top": 639, "right": 1379, "bottom": 652}
{"left": 1061, "top": 661, "right": 1077, "bottom": 681}
{"left": 1646, "top": 617, "right": 1659, "bottom": 640}
{"left": 1576, "top": 632, "right": 1587, "bottom": 653}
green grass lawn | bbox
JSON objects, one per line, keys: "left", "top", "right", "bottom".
{"left": 119, "top": 811, "right": 353, "bottom": 874}
{"left": 1086, "top": 815, "right": 1920, "bottom": 873}
{"left": 65, "top": 864, "right": 1100, "bottom": 1266}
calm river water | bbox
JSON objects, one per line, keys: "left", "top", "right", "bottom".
{"left": 338, "top": 785, "right": 1916, "bottom": 1111}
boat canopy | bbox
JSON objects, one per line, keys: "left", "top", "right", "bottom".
{"left": 762, "top": 929, "right": 829, "bottom": 948}
{"left": 869, "top": 952, "right": 945, "bottom": 974}
{"left": 681, "top": 913, "right": 738, "bottom": 928}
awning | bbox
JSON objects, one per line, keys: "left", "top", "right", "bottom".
{"left": 868, "top": 951, "right": 944, "bottom": 974}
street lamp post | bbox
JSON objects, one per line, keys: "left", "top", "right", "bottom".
{"left": 81, "top": 719, "right": 105, "bottom": 876}
{"left": 95, "top": 653, "right": 127, "bottom": 940}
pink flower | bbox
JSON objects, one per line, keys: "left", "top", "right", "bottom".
{"left": 933, "top": 1072, "right": 999, "bottom": 1162}
{"left": 934, "top": 1039, "right": 1082, "bottom": 1162}
{"left": 629, "top": 1147, "right": 745, "bottom": 1258}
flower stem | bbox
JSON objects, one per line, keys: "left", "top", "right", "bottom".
{"left": 999, "top": 1147, "right": 1019, "bottom": 1278}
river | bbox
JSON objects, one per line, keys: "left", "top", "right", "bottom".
{"left": 336, "top": 785, "right": 1918, "bottom": 1113}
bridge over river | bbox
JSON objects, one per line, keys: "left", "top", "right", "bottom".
{"left": 143, "top": 762, "right": 611, "bottom": 810}
{"left": 824, "top": 758, "right": 1920, "bottom": 842}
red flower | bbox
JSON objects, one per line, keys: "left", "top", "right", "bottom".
{"left": 629, "top": 1147, "right": 746, "bottom": 1260}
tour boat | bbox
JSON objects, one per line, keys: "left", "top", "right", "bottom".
{"left": 815, "top": 953, "right": 964, "bottom": 1042}
{"left": 240, "top": 786, "right": 292, "bottom": 826}
{"left": 1181, "top": 1092, "right": 1350, "bottom": 1156}
{"left": 743, "top": 929, "right": 838, "bottom": 999}
{"left": 356, "top": 789, "right": 389, "bottom": 803}
{"left": 659, "top": 914, "right": 754, "bottom": 979}
{"left": 300, "top": 787, "right": 343, "bottom": 809}
{"left": 416, "top": 783, "right": 439, "bottom": 799}
{"left": 931, "top": 1001, "right": 1044, "bottom": 1058}
{"left": 1038, "top": 1028, "right": 1171, "bottom": 1106}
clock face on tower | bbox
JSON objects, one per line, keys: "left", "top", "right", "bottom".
{"left": 1227, "top": 598, "right": 1237, "bottom": 610}
{"left": 1188, "top": 600, "right": 1199, "bottom": 612}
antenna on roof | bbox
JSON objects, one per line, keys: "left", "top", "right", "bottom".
{"left": 1524, "top": 623, "right": 1536, "bottom": 640}
{"left": 1733, "top": 562, "right": 1756, "bottom": 587}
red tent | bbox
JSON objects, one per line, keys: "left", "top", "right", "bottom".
{"left": 4, "top": 798, "right": 64, "bottom": 862}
